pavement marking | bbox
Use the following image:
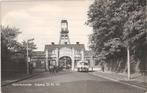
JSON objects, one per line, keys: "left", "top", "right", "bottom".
{"left": 91, "top": 73, "right": 147, "bottom": 91}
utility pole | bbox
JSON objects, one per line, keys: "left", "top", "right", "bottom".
{"left": 127, "top": 46, "right": 131, "bottom": 80}
{"left": 26, "top": 41, "right": 29, "bottom": 74}
{"left": 26, "top": 38, "right": 34, "bottom": 74}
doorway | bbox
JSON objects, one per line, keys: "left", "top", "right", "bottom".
{"left": 59, "top": 56, "right": 72, "bottom": 69}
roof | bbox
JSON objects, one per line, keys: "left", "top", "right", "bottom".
{"left": 32, "top": 51, "right": 45, "bottom": 57}
{"left": 44, "top": 44, "right": 85, "bottom": 52}
{"left": 61, "top": 20, "right": 67, "bottom": 23}
{"left": 32, "top": 51, "right": 45, "bottom": 55}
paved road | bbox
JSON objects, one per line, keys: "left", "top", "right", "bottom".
{"left": 2, "top": 70, "right": 146, "bottom": 93}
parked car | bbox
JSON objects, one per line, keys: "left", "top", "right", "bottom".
{"left": 77, "top": 61, "right": 89, "bottom": 72}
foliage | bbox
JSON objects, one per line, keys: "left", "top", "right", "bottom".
{"left": 1, "top": 25, "right": 37, "bottom": 57}
{"left": 1, "top": 26, "right": 21, "bottom": 61}
{"left": 22, "top": 40, "right": 37, "bottom": 58}
{"left": 1, "top": 25, "right": 37, "bottom": 75}
{"left": 87, "top": 0, "right": 146, "bottom": 72}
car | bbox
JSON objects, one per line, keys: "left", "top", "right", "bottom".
{"left": 77, "top": 61, "right": 89, "bottom": 72}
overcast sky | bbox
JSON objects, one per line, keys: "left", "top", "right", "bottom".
{"left": 1, "top": 0, "right": 93, "bottom": 51}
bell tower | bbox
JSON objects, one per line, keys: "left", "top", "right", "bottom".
{"left": 59, "top": 20, "right": 70, "bottom": 44}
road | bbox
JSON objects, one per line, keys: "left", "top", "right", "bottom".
{"left": 2, "top": 70, "right": 146, "bottom": 93}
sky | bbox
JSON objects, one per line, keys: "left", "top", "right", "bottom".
{"left": 1, "top": 0, "right": 93, "bottom": 51}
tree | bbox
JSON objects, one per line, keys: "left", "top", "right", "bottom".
{"left": 1, "top": 25, "right": 21, "bottom": 62}
{"left": 22, "top": 40, "right": 37, "bottom": 58}
{"left": 87, "top": 0, "right": 146, "bottom": 73}
{"left": 1, "top": 25, "right": 37, "bottom": 75}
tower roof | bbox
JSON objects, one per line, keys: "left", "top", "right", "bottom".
{"left": 61, "top": 20, "right": 67, "bottom": 23}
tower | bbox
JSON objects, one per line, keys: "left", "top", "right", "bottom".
{"left": 59, "top": 20, "right": 70, "bottom": 44}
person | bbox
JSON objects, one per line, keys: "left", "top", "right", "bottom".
{"left": 49, "top": 65, "right": 54, "bottom": 73}
{"left": 29, "top": 62, "right": 33, "bottom": 74}
{"left": 54, "top": 66, "right": 58, "bottom": 73}
{"left": 101, "top": 62, "right": 105, "bottom": 72}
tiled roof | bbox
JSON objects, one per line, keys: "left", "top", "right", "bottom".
{"left": 44, "top": 44, "right": 85, "bottom": 52}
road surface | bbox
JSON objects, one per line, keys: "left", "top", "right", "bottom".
{"left": 2, "top": 70, "right": 146, "bottom": 93}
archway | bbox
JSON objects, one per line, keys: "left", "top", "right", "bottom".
{"left": 59, "top": 56, "right": 72, "bottom": 69}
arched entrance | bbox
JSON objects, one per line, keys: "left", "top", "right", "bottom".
{"left": 59, "top": 56, "right": 72, "bottom": 69}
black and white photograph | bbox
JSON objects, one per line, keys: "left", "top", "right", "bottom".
{"left": 0, "top": 0, "right": 147, "bottom": 93}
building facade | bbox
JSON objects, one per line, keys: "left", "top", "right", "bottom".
{"left": 32, "top": 20, "right": 94, "bottom": 71}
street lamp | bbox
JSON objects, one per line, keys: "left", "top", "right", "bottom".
{"left": 26, "top": 38, "right": 34, "bottom": 74}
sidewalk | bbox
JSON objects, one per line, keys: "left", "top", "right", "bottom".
{"left": 90, "top": 70, "right": 147, "bottom": 90}
{"left": 1, "top": 69, "right": 44, "bottom": 86}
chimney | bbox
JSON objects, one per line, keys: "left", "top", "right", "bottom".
{"left": 76, "top": 42, "right": 79, "bottom": 44}
{"left": 51, "top": 42, "right": 55, "bottom": 45}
